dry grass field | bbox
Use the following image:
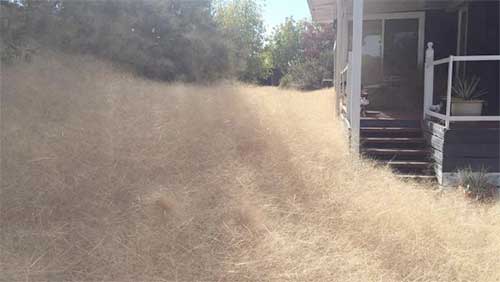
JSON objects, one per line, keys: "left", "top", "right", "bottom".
{"left": 2, "top": 53, "right": 500, "bottom": 281}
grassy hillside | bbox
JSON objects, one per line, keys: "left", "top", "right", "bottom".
{"left": 1, "top": 54, "right": 500, "bottom": 281}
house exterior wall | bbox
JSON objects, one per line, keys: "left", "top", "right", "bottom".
{"left": 424, "top": 9, "right": 458, "bottom": 106}
{"left": 313, "top": 0, "right": 499, "bottom": 185}
{"left": 423, "top": 2, "right": 499, "bottom": 114}
{"left": 424, "top": 120, "right": 500, "bottom": 186}
{"left": 466, "top": 1, "right": 500, "bottom": 115}
{"left": 420, "top": 3, "right": 499, "bottom": 186}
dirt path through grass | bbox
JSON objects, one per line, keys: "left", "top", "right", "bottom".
{"left": 2, "top": 55, "right": 500, "bottom": 281}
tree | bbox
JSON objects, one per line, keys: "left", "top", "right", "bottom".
{"left": 1, "top": 0, "right": 334, "bottom": 86}
{"left": 265, "top": 19, "right": 335, "bottom": 88}
{"left": 268, "top": 18, "right": 304, "bottom": 78}
{"left": 301, "top": 22, "right": 334, "bottom": 59}
{"left": 214, "top": 0, "right": 265, "bottom": 82}
{"left": 2, "top": 0, "right": 231, "bottom": 81}
{"left": 54, "top": 0, "right": 228, "bottom": 81}
{"left": 301, "top": 22, "right": 335, "bottom": 82}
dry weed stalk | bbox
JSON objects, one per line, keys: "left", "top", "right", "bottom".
{"left": 1, "top": 53, "right": 499, "bottom": 281}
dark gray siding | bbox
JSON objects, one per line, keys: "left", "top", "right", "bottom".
{"left": 424, "top": 121, "right": 500, "bottom": 173}
{"left": 424, "top": 9, "right": 458, "bottom": 106}
{"left": 424, "top": 3, "right": 500, "bottom": 115}
{"left": 466, "top": 1, "right": 500, "bottom": 115}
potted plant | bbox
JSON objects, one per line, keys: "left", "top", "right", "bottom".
{"left": 451, "top": 76, "right": 487, "bottom": 116}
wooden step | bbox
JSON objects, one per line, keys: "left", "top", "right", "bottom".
{"left": 362, "top": 148, "right": 430, "bottom": 156}
{"left": 397, "top": 174, "right": 436, "bottom": 181}
{"left": 359, "top": 121, "right": 434, "bottom": 178}
{"left": 361, "top": 127, "right": 421, "bottom": 133}
{"left": 361, "top": 137, "right": 425, "bottom": 144}
{"left": 385, "top": 161, "right": 432, "bottom": 168}
{"left": 360, "top": 118, "right": 421, "bottom": 128}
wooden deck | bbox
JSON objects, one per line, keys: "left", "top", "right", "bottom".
{"left": 362, "top": 110, "right": 421, "bottom": 121}
{"left": 365, "top": 110, "right": 500, "bottom": 129}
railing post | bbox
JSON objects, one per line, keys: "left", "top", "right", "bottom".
{"left": 334, "top": 0, "right": 343, "bottom": 117}
{"left": 350, "top": 0, "right": 363, "bottom": 155}
{"left": 347, "top": 52, "right": 352, "bottom": 123}
{"left": 445, "top": 55, "right": 454, "bottom": 129}
{"left": 424, "top": 42, "right": 434, "bottom": 120}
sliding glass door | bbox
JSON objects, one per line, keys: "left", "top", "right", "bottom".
{"left": 349, "top": 20, "right": 384, "bottom": 86}
{"left": 383, "top": 19, "right": 419, "bottom": 81}
{"left": 348, "top": 13, "right": 424, "bottom": 112}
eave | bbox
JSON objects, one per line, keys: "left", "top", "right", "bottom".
{"left": 308, "top": 0, "right": 466, "bottom": 23}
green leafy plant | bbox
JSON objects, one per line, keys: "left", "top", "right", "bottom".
{"left": 458, "top": 166, "right": 496, "bottom": 202}
{"left": 452, "top": 76, "right": 488, "bottom": 100}
{"left": 279, "top": 58, "right": 326, "bottom": 90}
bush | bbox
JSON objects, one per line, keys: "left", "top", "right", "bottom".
{"left": 279, "top": 58, "right": 326, "bottom": 90}
{"left": 458, "top": 167, "right": 497, "bottom": 202}
{"left": 1, "top": 0, "right": 232, "bottom": 82}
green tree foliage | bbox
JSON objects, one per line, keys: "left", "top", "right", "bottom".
{"left": 214, "top": 0, "right": 266, "bottom": 82}
{"left": 1, "top": 0, "right": 333, "bottom": 87}
{"left": 268, "top": 18, "right": 304, "bottom": 77}
{"left": 1, "top": 0, "right": 230, "bottom": 81}
{"left": 265, "top": 19, "right": 334, "bottom": 88}
{"left": 59, "top": 0, "right": 230, "bottom": 81}
{"left": 302, "top": 21, "right": 335, "bottom": 81}
{"left": 0, "top": 0, "right": 48, "bottom": 63}
{"left": 279, "top": 58, "right": 326, "bottom": 90}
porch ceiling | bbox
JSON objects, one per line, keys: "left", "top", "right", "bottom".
{"left": 307, "top": 0, "right": 464, "bottom": 23}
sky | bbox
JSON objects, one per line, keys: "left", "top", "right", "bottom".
{"left": 262, "top": 0, "right": 311, "bottom": 35}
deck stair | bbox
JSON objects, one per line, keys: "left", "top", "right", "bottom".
{"left": 360, "top": 114, "right": 435, "bottom": 180}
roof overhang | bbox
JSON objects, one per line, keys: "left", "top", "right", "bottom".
{"left": 307, "top": 0, "right": 466, "bottom": 23}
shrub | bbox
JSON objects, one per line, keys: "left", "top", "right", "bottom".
{"left": 458, "top": 166, "right": 496, "bottom": 201}
{"left": 279, "top": 58, "right": 326, "bottom": 90}
{"left": 0, "top": 0, "right": 232, "bottom": 82}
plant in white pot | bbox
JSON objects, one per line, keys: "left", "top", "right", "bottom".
{"left": 451, "top": 76, "right": 487, "bottom": 116}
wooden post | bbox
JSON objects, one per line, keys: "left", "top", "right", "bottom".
{"left": 347, "top": 52, "right": 353, "bottom": 123}
{"left": 423, "top": 42, "right": 434, "bottom": 120}
{"left": 334, "top": 0, "right": 343, "bottom": 116}
{"left": 341, "top": 4, "right": 348, "bottom": 74}
{"left": 350, "top": 0, "right": 364, "bottom": 155}
{"left": 445, "top": 56, "right": 454, "bottom": 129}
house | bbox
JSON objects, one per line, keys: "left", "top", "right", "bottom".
{"left": 307, "top": 0, "right": 500, "bottom": 185}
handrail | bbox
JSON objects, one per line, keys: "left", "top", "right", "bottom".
{"left": 432, "top": 57, "right": 450, "bottom": 66}
{"left": 433, "top": 55, "right": 500, "bottom": 65}
{"left": 424, "top": 43, "right": 500, "bottom": 129}
{"left": 338, "top": 53, "right": 353, "bottom": 132}
{"left": 452, "top": 55, "right": 500, "bottom": 62}
{"left": 449, "top": 116, "right": 500, "bottom": 122}
{"left": 425, "top": 110, "right": 447, "bottom": 120}
{"left": 340, "top": 64, "right": 349, "bottom": 74}
{"left": 341, "top": 114, "right": 351, "bottom": 129}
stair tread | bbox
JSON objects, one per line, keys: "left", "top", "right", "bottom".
{"left": 362, "top": 137, "right": 425, "bottom": 142}
{"left": 386, "top": 161, "right": 431, "bottom": 165}
{"left": 361, "top": 127, "right": 421, "bottom": 131}
{"left": 360, "top": 121, "right": 433, "bottom": 177}
{"left": 397, "top": 174, "right": 436, "bottom": 180}
{"left": 361, "top": 118, "right": 418, "bottom": 122}
{"left": 363, "top": 148, "right": 430, "bottom": 153}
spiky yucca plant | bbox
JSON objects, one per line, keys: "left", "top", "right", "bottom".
{"left": 452, "top": 76, "right": 488, "bottom": 100}
{"left": 458, "top": 166, "right": 496, "bottom": 201}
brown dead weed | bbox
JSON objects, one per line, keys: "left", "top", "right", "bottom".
{"left": 1, "top": 53, "right": 500, "bottom": 281}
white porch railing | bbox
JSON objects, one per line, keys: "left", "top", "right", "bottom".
{"left": 424, "top": 42, "right": 500, "bottom": 129}
{"left": 339, "top": 52, "right": 352, "bottom": 128}
{"left": 339, "top": 52, "right": 361, "bottom": 153}
{"left": 334, "top": 0, "right": 363, "bottom": 154}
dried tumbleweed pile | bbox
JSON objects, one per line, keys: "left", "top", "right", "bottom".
{"left": 2, "top": 54, "right": 500, "bottom": 281}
